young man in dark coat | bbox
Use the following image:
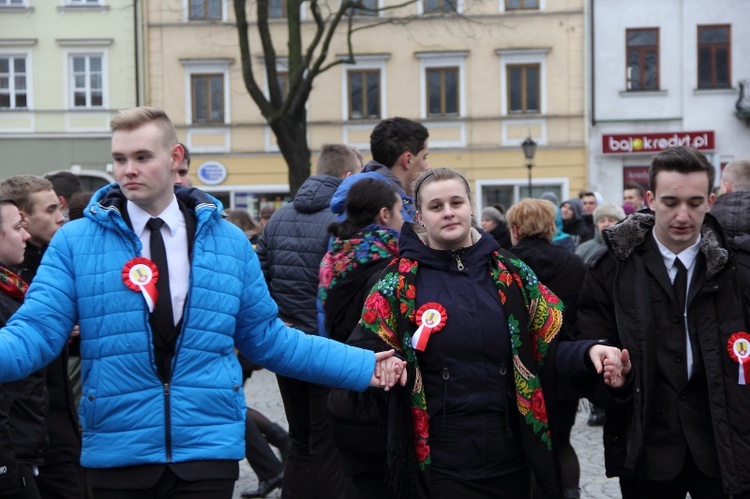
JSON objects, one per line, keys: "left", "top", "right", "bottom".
{"left": 575, "top": 146, "right": 750, "bottom": 498}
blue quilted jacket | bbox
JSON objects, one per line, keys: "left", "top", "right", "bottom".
{"left": 0, "top": 184, "right": 374, "bottom": 469}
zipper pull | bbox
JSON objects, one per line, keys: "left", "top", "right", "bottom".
{"left": 163, "top": 383, "right": 170, "bottom": 396}
{"left": 454, "top": 251, "right": 465, "bottom": 271}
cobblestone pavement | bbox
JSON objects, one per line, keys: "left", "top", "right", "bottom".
{"left": 233, "top": 369, "right": 620, "bottom": 499}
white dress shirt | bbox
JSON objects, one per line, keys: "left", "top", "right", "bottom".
{"left": 128, "top": 197, "right": 189, "bottom": 327}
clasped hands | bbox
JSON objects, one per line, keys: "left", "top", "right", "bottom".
{"left": 588, "top": 345, "right": 632, "bottom": 388}
{"left": 369, "top": 350, "right": 407, "bottom": 391}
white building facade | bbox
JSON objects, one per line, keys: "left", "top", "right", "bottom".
{"left": 588, "top": 0, "right": 750, "bottom": 204}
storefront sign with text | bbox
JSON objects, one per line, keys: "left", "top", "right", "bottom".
{"left": 602, "top": 131, "right": 715, "bottom": 154}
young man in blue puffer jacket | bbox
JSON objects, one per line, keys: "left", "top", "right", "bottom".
{"left": 0, "top": 107, "right": 404, "bottom": 499}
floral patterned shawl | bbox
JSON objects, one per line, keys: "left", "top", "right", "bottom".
{"left": 318, "top": 225, "right": 399, "bottom": 307}
{"left": 358, "top": 248, "right": 564, "bottom": 496}
{"left": 0, "top": 265, "right": 27, "bottom": 300}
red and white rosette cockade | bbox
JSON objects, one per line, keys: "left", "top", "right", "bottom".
{"left": 727, "top": 332, "right": 750, "bottom": 385}
{"left": 411, "top": 302, "right": 447, "bottom": 352}
{"left": 122, "top": 257, "right": 159, "bottom": 313}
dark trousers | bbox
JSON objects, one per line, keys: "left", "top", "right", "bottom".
{"left": 6, "top": 464, "right": 42, "bottom": 499}
{"left": 619, "top": 451, "right": 726, "bottom": 499}
{"left": 276, "top": 375, "right": 349, "bottom": 499}
{"left": 430, "top": 467, "right": 532, "bottom": 499}
{"left": 89, "top": 467, "right": 234, "bottom": 499}
{"left": 37, "top": 460, "right": 89, "bottom": 499}
{"left": 245, "top": 408, "right": 284, "bottom": 481}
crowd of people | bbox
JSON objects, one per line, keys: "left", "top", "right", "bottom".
{"left": 0, "top": 106, "right": 748, "bottom": 499}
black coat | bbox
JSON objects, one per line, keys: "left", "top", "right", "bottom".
{"left": 509, "top": 237, "right": 586, "bottom": 332}
{"left": 0, "top": 280, "right": 47, "bottom": 495}
{"left": 18, "top": 243, "right": 81, "bottom": 467}
{"left": 575, "top": 212, "right": 750, "bottom": 494}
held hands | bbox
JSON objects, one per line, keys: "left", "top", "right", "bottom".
{"left": 588, "top": 345, "right": 632, "bottom": 388}
{"left": 369, "top": 349, "right": 408, "bottom": 391}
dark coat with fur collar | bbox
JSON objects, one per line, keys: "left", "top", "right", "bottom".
{"left": 575, "top": 211, "right": 750, "bottom": 494}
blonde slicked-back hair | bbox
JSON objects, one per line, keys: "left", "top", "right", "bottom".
{"left": 110, "top": 107, "right": 178, "bottom": 150}
{"left": 505, "top": 198, "right": 557, "bottom": 242}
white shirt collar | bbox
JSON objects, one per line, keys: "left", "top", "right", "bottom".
{"left": 653, "top": 230, "right": 702, "bottom": 271}
{"left": 127, "top": 196, "right": 181, "bottom": 238}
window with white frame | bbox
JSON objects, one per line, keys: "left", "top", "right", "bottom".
{"left": 426, "top": 66, "right": 459, "bottom": 116}
{"left": 498, "top": 49, "right": 548, "bottom": 116}
{"left": 0, "top": 55, "right": 28, "bottom": 109}
{"left": 507, "top": 63, "right": 539, "bottom": 113}
{"left": 182, "top": 59, "right": 231, "bottom": 124}
{"left": 0, "top": 0, "right": 26, "bottom": 6}
{"left": 66, "top": 0, "right": 104, "bottom": 5}
{"left": 480, "top": 181, "right": 563, "bottom": 209}
{"left": 424, "top": 0, "right": 457, "bottom": 13}
{"left": 504, "top": 0, "right": 538, "bottom": 10}
{"left": 417, "top": 52, "right": 466, "bottom": 119}
{"left": 348, "top": 0, "right": 378, "bottom": 16}
{"left": 342, "top": 55, "right": 387, "bottom": 121}
{"left": 189, "top": 0, "right": 222, "bottom": 20}
{"left": 348, "top": 69, "right": 380, "bottom": 119}
{"left": 191, "top": 74, "right": 224, "bottom": 123}
{"left": 70, "top": 54, "right": 104, "bottom": 108}
{"left": 268, "top": 0, "right": 286, "bottom": 18}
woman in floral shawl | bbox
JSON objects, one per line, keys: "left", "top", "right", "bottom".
{"left": 348, "top": 169, "right": 628, "bottom": 499}
{"left": 318, "top": 177, "right": 403, "bottom": 499}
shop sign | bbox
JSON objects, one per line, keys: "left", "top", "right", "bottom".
{"left": 602, "top": 131, "right": 715, "bottom": 154}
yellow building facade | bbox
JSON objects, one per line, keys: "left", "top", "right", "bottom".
{"left": 146, "top": 0, "right": 586, "bottom": 213}
{"left": 0, "top": 0, "right": 140, "bottom": 187}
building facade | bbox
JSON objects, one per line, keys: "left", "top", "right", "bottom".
{"left": 588, "top": 0, "right": 750, "bottom": 204}
{"left": 0, "top": 0, "right": 140, "bottom": 187}
{"left": 146, "top": 0, "right": 587, "bottom": 215}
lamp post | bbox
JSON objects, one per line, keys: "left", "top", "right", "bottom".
{"left": 521, "top": 136, "right": 537, "bottom": 198}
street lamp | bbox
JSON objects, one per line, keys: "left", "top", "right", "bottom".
{"left": 521, "top": 136, "right": 537, "bottom": 198}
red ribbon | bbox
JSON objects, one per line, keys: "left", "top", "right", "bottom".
{"left": 122, "top": 257, "right": 159, "bottom": 313}
{"left": 727, "top": 332, "right": 750, "bottom": 385}
{"left": 411, "top": 302, "right": 447, "bottom": 352}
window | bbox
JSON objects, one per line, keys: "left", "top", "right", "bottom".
{"left": 698, "top": 25, "right": 730, "bottom": 89}
{"left": 505, "top": 0, "right": 538, "bottom": 9}
{"left": 481, "top": 182, "right": 563, "bottom": 209}
{"left": 66, "top": 0, "right": 103, "bottom": 4}
{"left": 0, "top": 55, "right": 28, "bottom": 109}
{"left": 348, "top": 0, "right": 378, "bottom": 16}
{"left": 0, "top": 0, "right": 26, "bottom": 5}
{"left": 70, "top": 54, "right": 104, "bottom": 108}
{"left": 191, "top": 74, "right": 224, "bottom": 123}
{"left": 427, "top": 67, "right": 458, "bottom": 116}
{"left": 348, "top": 69, "right": 380, "bottom": 119}
{"left": 189, "top": 0, "right": 221, "bottom": 20}
{"left": 268, "top": 0, "right": 286, "bottom": 18}
{"left": 424, "top": 0, "right": 457, "bottom": 13}
{"left": 626, "top": 28, "right": 659, "bottom": 91}
{"left": 507, "top": 64, "right": 539, "bottom": 113}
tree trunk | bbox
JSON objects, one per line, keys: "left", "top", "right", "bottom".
{"left": 271, "top": 110, "right": 311, "bottom": 197}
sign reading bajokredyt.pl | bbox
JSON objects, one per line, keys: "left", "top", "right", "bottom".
{"left": 602, "top": 131, "right": 715, "bottom": 154}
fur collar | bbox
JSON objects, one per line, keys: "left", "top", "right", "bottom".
{"left": 603, "top": 212, "right": 729, "bottom": 280}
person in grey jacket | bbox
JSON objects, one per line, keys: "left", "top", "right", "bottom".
{"left": 255, "top": 144, "right": 362, "bottom": 499}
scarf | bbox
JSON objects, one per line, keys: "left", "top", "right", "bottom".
{"left": 358, "top": 250, "right": 563, "bottom": 496}
{"left": 0, "top": 265, "right": 28, "bottom": 300}
{"left": 318, "top": 225, "right": 399, "bottom": 307}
